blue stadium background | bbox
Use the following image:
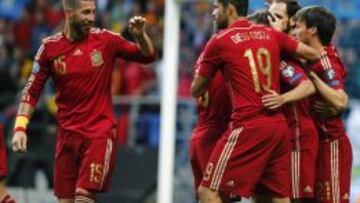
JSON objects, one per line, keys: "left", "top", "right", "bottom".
{"left": 0, "top": 0, "right": 359, "bottom": 202}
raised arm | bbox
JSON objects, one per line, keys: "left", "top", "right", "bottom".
{"left": 108, "top": 17, "right": 156, "bottom": 64}
{"left": 275, "top": 30, "right": 321, "bottom": 62}
{"left": 128, "top": 16, "right": 155, "bottom": 56}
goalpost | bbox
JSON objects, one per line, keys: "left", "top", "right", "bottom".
{"left": 157, "top": 0, "right": 180, "bottom": 202}
{"left": 158, "top": 0, "right": 214, "bottom": 202}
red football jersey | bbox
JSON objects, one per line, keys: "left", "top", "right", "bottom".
{"left": 309, "top": 45, "right": 347, "bottom": 140}
{"left": 21, "top": 28, "right": 156, "bottom": 139}
{"left": 192, "top": 70, "right": 231, "bottom": 139}
{"left": 197, "top": 20, "right": 298, "bottom": 127}
{"left": 0, "top": 124, "right": 7, "bottom": 176}
{"left": 280, "top": 60, "right": 318, "bottom": 149}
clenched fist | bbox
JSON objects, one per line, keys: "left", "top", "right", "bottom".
{"left": 12, "top": 131, "right": 27, "bottom": 153}
{"left": 129, "top": 16, "right": 147, "bottom": 38}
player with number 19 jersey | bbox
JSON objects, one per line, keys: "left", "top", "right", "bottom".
{"left": 196, "top": 19, "right": 299, "bottom": 197}
{"left": 197, "top": 20, "right": 298, "bottom": 127}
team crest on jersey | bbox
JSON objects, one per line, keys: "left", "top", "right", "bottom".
{"left": 32, "top": 62, "right": 40, "bottom": 74}
{"left": 91, "top": 50, "right": 104, "bottom": 67}
{"left": 326, "top": 68, "right": 335, "bottom": 80}
{"left": 282, "top": 65, "right": 295, "bottom": 78}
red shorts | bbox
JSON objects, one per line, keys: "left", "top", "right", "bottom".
{"left": 291, "top": 127, "right": 318, "bottom": 199}
{"left": 189, "top": 127, "right": 228, "bottom": 190}
{"left": 0, "top": 124, "right": 7, "bottom": 178}
{"left": 54, "top": 129, "right": 118, "bottom": 198}
{"left": 200, "top": 120, "right": 291, "bottom": 198}
{"left": 291, "top": 147, "right": 318, "bottom": 198}
{"left": 315, "top": 136, "right": 352, "bottom": 203}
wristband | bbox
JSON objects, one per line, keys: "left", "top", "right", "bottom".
{"left": 14, "top": 115, "right": 30, "bottom": 131}
{"left": 14, "top": 127, "right": 26, "bottom": 133}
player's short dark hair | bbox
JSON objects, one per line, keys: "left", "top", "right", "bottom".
{"left": 62, "top": 0, "right": 94, "bottom": 9}
{"left": 219, "top": 0, "right": 249, "bottom": 16}
{"left": 296, "top": 6, "right": 336, "bottom": 45}
{"left": 274, "top": 0, "right": 301, "bottom": 18}
{"left": 248, "top": 10, "right": 270, "bottom": 26}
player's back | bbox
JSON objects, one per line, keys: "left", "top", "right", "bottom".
{"left": 212, "top": 20, "right": 298, "bottom": 127}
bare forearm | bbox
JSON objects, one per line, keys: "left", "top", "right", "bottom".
{"left": 295, "top": 43, "right": 321, "bottom": 62}
{"left": 134, "top": 33, "right": 155, "bottom": 56}
{"left": 13, "top": 102, "right": 34, "bottom": 133}
{"left": 191, "top": 82, "right": 206, "bottom": 98}
{"left": 17, "top": 102, "right": 35, "bottom": 118}
{"left": 310, "top": 73, "right": 348, "bottom": 111}
{"left": 12, "top": 102, "right": 34, "bottom": 153}
{"left": 282, "top": 80, "right": 315, "bottom": 103}
{"left": 191, "top": 75, "right": 210, "bottom": 98}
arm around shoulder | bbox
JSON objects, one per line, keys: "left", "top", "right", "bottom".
{"left": 295, "top": 42, "right": 321, "bottom": 62}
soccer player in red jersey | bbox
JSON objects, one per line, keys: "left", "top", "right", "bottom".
{"left": 191, "top": 0, "right": 320, "bottom": 202}
{"left": 11, "top": 0, "right": 156, "bottom": 202}
{"left": 190, "top": 62, "right": 231, "bottom": 200}
{"left": 262, "top": 1, "right": 320, "bottom": 202}
{"left": 295, "top": 6, "right": 352, "bottom": 203}
{"left": 0, "top": 125, "right": 16, "bottom": 203}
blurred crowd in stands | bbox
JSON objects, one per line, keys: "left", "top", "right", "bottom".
{"left": 0, "top": 0, "right": 360, "bottom": 144}
{"left": 0, "top": 0, "right": 360, "bottom": 197}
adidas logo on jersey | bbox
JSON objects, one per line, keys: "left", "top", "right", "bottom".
{"left": 304, "top": 185, "right": 313, "bottom": 193}
{"left": 73, "top": 49, "right": 83, "bottom": 56}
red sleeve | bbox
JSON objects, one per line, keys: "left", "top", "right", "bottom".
{"left": 280, "top": 60, "right": 308, "bottom": 87}
{"left": 274, "top": 30, "right": 299, "bottom": 56}
{"left": 317, "top": 52, "right": 345, "bottom": 90}
{"left": 193, "top": 52, "right": 203, "bottom": 75}
{"left": 21, "top": 43, "right": 51, "bottom": 107}
{"left": 105, "top": 30, "right": 156, "bottom": 64}
{"left": 196, "top": 36, "right": 222, "bottom": 79}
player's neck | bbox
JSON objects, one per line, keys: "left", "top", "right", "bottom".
{"left": 228, "top": 16, "right": 247, "bottom": 27}
{"left": 310, "top": 39, "right": 325, "bottom": 52}
{"left": 63, "top": 22, "right": 85, "bottom": 42}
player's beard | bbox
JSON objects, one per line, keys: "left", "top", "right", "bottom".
{"left": 69, "top": 17, "right": 93, "bottom": 41}
{"left": 214, "top": 14, "right": 228, "bottom": 31}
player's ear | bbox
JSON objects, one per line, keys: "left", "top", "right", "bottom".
{"left": 227, "top": 3, "right": 237, "bottom": 17}
{"left": 309, "top": 26, "right": 318, "bottom": 36}
{"left": 289, "top": 16, "right": 296, "bottom": 28}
